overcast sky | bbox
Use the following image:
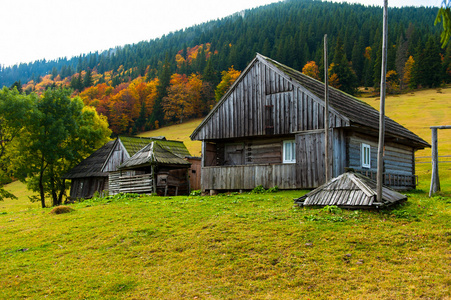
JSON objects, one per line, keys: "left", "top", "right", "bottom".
{"left": 0, "top": 0, "right": 441, "bottom": 67}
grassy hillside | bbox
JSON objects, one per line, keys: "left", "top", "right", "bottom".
{"left": 360, "top": 87, "right": 451, "bottom": 190}
{"left": 1, "top": 189, "right": 450, "bottom": 299}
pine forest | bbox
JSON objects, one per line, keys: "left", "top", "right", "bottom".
{"left": 0, "top": 0, "right": 445, "bottom": 135}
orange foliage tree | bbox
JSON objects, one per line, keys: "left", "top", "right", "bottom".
{"left": 162, "top": 73, "right": 206, "bottom": 124}
{"left": 302, "top": 61, "right": 320, "bottom": 80}
{"left": 215, "top": 66, "right": 241, "bottom": 101}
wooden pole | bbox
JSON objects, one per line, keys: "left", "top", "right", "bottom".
{"left": 429, "top": 127, "right": 439, "bottom": 197}
{"left": 428, "top": 125, "right": 450, "bottom": 197}
{"left": 324, "top": 34, "right": 330, "bottom": 182}
{"left": 377, "top": 0, "right": 388, "bottom": 202}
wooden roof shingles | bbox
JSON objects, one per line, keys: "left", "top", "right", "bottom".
{"left": 294, "top": 171, "right": 407, "bottom": 208}
{"left": 262, "top": 55, "right": 429, "bottom": 149}
{"left": 191, "top": 54, "right": 429, "bottom": 149}
{"left": 118, "top": 140, "right": 191, "bottom": 170}
{"left": 64, "top": 141, "right": 115, "bottom": 179}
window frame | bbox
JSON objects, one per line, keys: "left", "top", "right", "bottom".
{"left": 283, "top": 140, "right": 296, "bottom": 163}
{"left": 361, "top": 143, "right": 371, "bottom": 168}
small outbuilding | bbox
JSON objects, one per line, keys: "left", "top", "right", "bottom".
{"left": 65, "top": 136, "right": 193, "bottom": 199}
{"left": 294, "top": 171, "right": 407, "bottom": 209}
{"left": 113, "top": 139, "right": 191, "bottom": 196}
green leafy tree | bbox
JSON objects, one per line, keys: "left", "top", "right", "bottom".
{"left": 435, "top": 0, "right": 451, "bottom": 47}
{"left": 0, "top": 88, "right": 35, "bottom": 201}
{"left": 14, "top": 88, "right": 111, "bottom": 207}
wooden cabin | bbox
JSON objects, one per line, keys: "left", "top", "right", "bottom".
{"left": 190, "top": 54, "right": 430, "bottom": 193}
{"left": 65, "top": 136, "right": 193, "bottom": 198}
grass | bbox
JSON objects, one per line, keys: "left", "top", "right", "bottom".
{"left": 1, "top": 190, "right": 450, "bottom": 299}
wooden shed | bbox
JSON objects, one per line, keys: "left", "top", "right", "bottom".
{"left": 113, "top": 140, "right": 192, "bottom": 196}
{"left": 294, "top": 171, "right": 407, "bottom": 209}
{"left": 190, "top": 54, "right": 430, "bottom": 193}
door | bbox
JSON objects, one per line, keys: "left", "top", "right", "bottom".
{"left": 296, "top": 131, "right": 332, "bottom": 188}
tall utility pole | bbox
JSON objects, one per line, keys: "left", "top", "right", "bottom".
{"left": 377, "top": 0, "right": 388, "bottom": 202}
{"left": 324, "top": 34, "right": 330, "bottom": 182}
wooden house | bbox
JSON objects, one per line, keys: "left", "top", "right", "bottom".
{"left": 65, "top": 136, "right": 193, "bottom": 198}
{"left": 190, "top": 54, "right": 430, "bottom": 193}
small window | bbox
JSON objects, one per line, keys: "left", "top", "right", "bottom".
{"left": 361, "top": 143, "right": 371, "bottom": 168}
{"left": 283, "top": 140, "right": 296, "bottom": 163}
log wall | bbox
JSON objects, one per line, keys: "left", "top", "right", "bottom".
{"left": 347, "top": 133, "right": 415, "bottom": 176}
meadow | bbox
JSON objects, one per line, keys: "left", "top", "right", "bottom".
{"left": 1, "top": 87, "right": 450, "bottom": 299}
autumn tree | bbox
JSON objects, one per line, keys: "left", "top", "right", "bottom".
{"left": 302, "top": 61, "right": 320, "bottom": 80}
{"left": 404, "top": 56, "right": 415, "bottom": 89}
{"left": 215, "top": 66, "right": 241, "bottom": 101}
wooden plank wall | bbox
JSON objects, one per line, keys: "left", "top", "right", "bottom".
{"left": 347, "top": 133, "right": 414, "bottom": 176}
{"left": 102, "top": 142, "right": 129, "bottom": 172}
{"left": 193, "top": 60, "right": 349, "bottom": 141}
{"left": 201, "top": 164, "right": 297, "bottom": 190}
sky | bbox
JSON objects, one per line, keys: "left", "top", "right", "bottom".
{"left": 0, "top": 0, "right": 442, "bottom": 67}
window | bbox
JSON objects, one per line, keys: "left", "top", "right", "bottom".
{"left": 361, "top": 143, "right": 371, "bottom": 168}
{"left": 283, "top": 140, "right": 296, "bottom": 163}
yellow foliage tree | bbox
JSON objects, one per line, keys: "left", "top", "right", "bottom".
{"left": 215, "top": 66, "right": 241, "bottom": 101}
{"left": 302, "top": 61, "right": 320, "bottom": 80}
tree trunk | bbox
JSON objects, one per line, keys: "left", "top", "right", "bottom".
{"left": 49, "top": 165, "right": 58, "bottom": 206}
{"left": 57, "top": 178, "right": 66, "bottom": 206}
{"left": 39, "top": 169, "right": 46, "bottom": 208}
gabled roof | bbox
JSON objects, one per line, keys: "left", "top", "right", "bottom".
{"left": 294, "top": 171, "right": 407, "bottom": 208}
{"left": 118, "top": 140, "right": 191, "bottom": 170}
{"left": 191, "top": 54, "right": 429, "bottom": 149}
{"left": 63, "top": 141, "right": 115, "bottom": 179}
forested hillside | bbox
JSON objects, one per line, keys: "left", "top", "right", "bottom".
{"left": 0, "top": 0, "right": 445, "bottom": 135}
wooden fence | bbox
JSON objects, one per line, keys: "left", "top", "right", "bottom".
{"left": 109, "top": 173, "right": 153, "bottom": 195}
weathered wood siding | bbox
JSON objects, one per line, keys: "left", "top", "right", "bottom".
{"left": 347, "top": 133, "right": 415, "bottom": 176}
{"left": 295, "top": 130, "right": 332, "bottom": 188}
{"left": 102, "top": 141, "right": 130, "bottom": 172}
{"left": 69, "top": 177, "right": 108, "bottom": 199}
{"left": 201, "top": 164, "right": 297, "bottom": 190}
{"left": 192, "top": 60, "right": 349, "bottom": 141}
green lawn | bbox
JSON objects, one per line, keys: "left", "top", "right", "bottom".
{"left": 1, "top": 190, "right": 450, "bottom": 299}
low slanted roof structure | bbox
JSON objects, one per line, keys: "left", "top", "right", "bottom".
{"left": 294, "top": 171, "right": 407, "bottom": 209}
{"left": 118, "top": 140, "right": 191, "bottom": 170}
{"left": 118, "top": 136, "right": 166, "bottom": 157}
{"left": 64, "top": 141, "right": 115, "bottom": 179}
